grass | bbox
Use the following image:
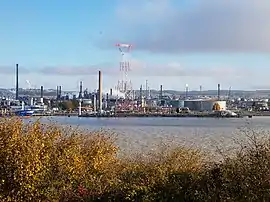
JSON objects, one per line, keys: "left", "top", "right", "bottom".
{"left": 0, "top": 118, "right": 270, "bottom": 201}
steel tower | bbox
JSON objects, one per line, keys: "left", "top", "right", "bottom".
{"left": 115, "top": 43, "right": 133, "bottom": 100}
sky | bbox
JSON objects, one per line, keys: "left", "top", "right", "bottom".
{"left": 0, "top": 0, "right": 269, "bottom": 92}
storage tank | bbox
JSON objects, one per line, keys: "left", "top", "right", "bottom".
{"left": 170, "top": 100, "right": 184, "bottom": 108}
{"left": 184, "top": 99, "right": 226, "bottom": 111}
{"left": 82, "top": 99, "right": 92, "bottom": 105}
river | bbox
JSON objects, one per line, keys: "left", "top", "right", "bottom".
{"left": 27, "top": 116, "right": 270, "bottom": 157}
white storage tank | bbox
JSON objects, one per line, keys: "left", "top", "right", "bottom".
{"left": 184, "top": 99, "right": 226, "bottom": 111}
{"left": 82, "top": 99, "right": 92, "bottom": 105}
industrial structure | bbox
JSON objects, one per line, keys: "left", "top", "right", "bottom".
{"left": 114, "top": 43, "right": 134, "bottom": 111}
{"left": 4, "top": 60, "right": 270, "bottom": 118}
{"left": 184, "top": 99, "right": 226, "bottom": 111}
{"left": 15, "top": 64, "right": 19, "bottom": 100}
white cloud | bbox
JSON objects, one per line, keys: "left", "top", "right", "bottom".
{"left": 100, "top": 0, "right": 270, "bottom": 53}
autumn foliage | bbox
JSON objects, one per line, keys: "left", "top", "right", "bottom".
{"left": 0, "top": 118, "right": 270, "bottom": 201}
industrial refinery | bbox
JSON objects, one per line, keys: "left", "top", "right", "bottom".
{"left": 0, "top": 43, "right": 270, "bottom": 118}
{"left": 0, "top": 62, "right": 270, "bottom": 118}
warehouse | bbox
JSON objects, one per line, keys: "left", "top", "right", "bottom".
{"left": 184, "top": 99, "right": 226, "bottom": 111}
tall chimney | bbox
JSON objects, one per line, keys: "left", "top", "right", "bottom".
{"left": 185, "top": 84, "right": 189, "bottom": 99}
{"left": 110, "top": 88, "right": 112, "bottom": 96}
{"left": 98, "top": 71, "right": 102, "bottom": 112}
{"left": 15, "top": 64, "right": 19, "bottom": 100}
{"left": 79, "top": 81, "right": 83, "bottom": 98}
{"left": 218, "top": 84, "right": 221, "bottom": 100}
{"left": 160, "top": 85, "right": 163, "bottom": 99}
{"left": 56, "top": 86, "right": 59, "bottom": 100}
{"left": 145, "top": 80, "right": 148, "bottom": 99}
{"left": 40, "top": 86, "right": 44, "bottom": 104}
{"left": 59, "top": 86, "right": 62, "bottom": 99}
{"left": 40, "top": 86, "right": 44, "bottom": 98}
{"left": 228, "top": 86, "right": 231, "bottom": 99}
{"left": 93, "top": 94, "right": 97, "bottom": 113}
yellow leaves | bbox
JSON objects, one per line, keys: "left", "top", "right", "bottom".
{"left": 0, "top": 117, "right": 209, "bottom": 201}
{"left": 0, "top": 118, "right": 119, "bottom": 201}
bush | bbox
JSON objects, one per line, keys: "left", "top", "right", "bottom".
{"left": 1, "top": 118, "right": 270, "bottom": 201}
{"left": 0, "top": 118, "right": 118, "bottom": 201}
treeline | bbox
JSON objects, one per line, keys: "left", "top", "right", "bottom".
{"left": 0, "top": 118, "right": 270, "bottom": 201}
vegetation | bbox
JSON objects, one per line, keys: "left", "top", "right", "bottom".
{"left": 0, "top": 118, "right": 270, "bottom": 201}
{"left": 58, "top": 100, "right": 79, "bottom": 111}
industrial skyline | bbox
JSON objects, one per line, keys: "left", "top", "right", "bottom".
{"left": 0, "top": 1, "right": 269, "bottom": 90}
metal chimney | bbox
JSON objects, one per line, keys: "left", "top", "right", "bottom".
{"left": 40, "top": 86, "right": 44, "bottom": 104}
{"left": 40, "top": 86, "right": 44, "bottom": 98}
{"left": 56, "top": 86, "right": 59, "bottom": 100}
{"left": 218, "top": 84, "right": 221, "bottom": 100}
{"left": 15, "top": 64, "right": 19, "bottom": 100}
{"left": 160, "top": 85, "right": 163, "bottom": 99}
{"left": 110, "top": 88, "right": 112, "bottom": 96}
{"left": 185, "top": 84, "right": 189, "bottom": 99}
{"left": 139, "top": 85, "right": 143, "bottom": 101}
{"left": 145, "top": 80, "right": 148, "bottom": 99}
{"left": 79, "top": 81, "right": 83, "bottom": 98}
{"left": 59, "top": 86, "right": 62, "bottom": 99}
{"left": 98, "top": 71, "right": 102, "bottom": 112}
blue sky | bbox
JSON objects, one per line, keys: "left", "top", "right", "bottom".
{"left": 0, "top": 0, "right": 269, "bottom": 92}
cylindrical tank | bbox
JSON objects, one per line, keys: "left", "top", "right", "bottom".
{"left": 184, "top": 100, "right": 226, "bottom": 111}
{"left": 82, "top": 99, "right": 92, "bottom": 105}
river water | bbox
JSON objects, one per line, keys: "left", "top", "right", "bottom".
{"left": 28, "top": 116, "right": 270, "bottom": 157}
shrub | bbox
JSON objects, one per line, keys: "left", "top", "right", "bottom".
{"left": 0, "top": 118, "right": 118, "bottom": 201}
{"left": 1, "top": 118, "right": 270, "bottom": 201}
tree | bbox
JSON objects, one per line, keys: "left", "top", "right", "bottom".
{"left": 58, "top": 101, "right": 78, "bottom": 111}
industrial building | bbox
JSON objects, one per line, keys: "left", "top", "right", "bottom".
{"left": 184, "top": 99, "right": 226, "bottom": 111}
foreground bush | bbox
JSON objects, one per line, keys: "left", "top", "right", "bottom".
{"left": 0, "top": 118, "right": 270, "bottom": 201}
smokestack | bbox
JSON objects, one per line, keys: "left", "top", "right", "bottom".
{"left": 40, "top": 86, "right": 44, "bottom": 104}
{"left": 56, "top": 86, "right": 59, "bottom": 100}
{"left": 160, "top": 85, "right": 163, "bottom": 99}
{"left": 40, "top": 86, "right": 44, "bottom": 98}
{"left": 145, "top": 80, "right": 148, "bottom": 99}
{"left": 228, "top": 86, "right": 231, "bottom": 99}
{"left": 98, "top": 71, "right": 102, "bottom": 112}
{"left": 110, "top": 88, "right": 112, "bottom": 96}
{"left": 59, "top": 86, "right": 62, "bottom": 99}
{"left": 106, "top": 93, "right": 109, "bottom": 101}
{"left": 200, "top": 85, "right": 202, "bottom": 96}
{"left": 185, "top": 84, "right": 189, "bottom": 99}
{"left": 93, "top": 94, "right": 97, "bottom": 113}
{"left": 218, "top": 84, "right": 221, "bottom": 100}
{"left": 15, "top": 64, "right": 19, "bottom": 100}
{"left": 79, "top": 81, "right": 83, "bottom": 98}
{"left": 139, "top": 85, "right": 143, "bottom": 100}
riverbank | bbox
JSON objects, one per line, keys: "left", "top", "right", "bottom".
{"left": 30, "top": 110, "right": 270, "bottom": 118}
{"left": 0, "top": 117, "right": 269, "bottom": 201}
{"left": 78, "top": 111, "right": 242, "bottom": 118}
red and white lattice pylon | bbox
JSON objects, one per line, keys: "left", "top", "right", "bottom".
{"left": 115, "top": 43, "right": 133, "bottom": 101}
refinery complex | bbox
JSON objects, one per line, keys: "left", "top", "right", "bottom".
{"left": 0, "top": 62, "right": 269, "bottom": 118}
{"left": 0, "top": 43, "right": 269, "bottom": 117}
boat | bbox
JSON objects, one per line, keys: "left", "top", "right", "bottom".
{"left": 14, "top": 109, "right": 34, "bottom": 117}
{"left": 210, "top": 110, "right": 240, "bottom": 118}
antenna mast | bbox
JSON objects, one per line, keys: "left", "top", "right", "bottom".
{"left": 115, "top": 43, "right": 133, "bottom": 100}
